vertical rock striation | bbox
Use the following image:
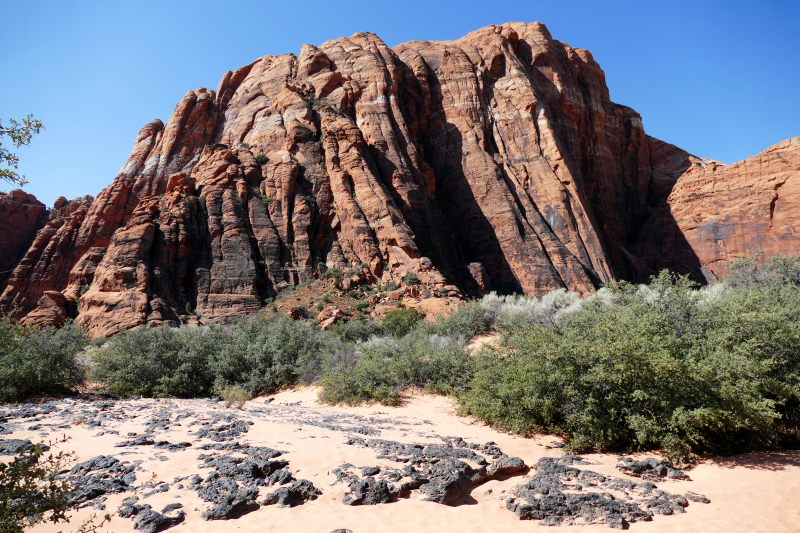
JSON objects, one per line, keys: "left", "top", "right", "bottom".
{"left": 1, "top": 22, "right": 798, "bottom": 336}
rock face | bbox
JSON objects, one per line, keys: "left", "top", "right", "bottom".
{"left": 0, "top": 190, "right": 47, "bottom": 289}
{"left": 1, "top": 22, "right": 798, "bottom": 336}
{"left": 631, "top": 136, "right": 800, "bottom": 282}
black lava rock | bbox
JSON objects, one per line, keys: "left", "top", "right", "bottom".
{"left": 263, "top": 479, "right": 322, "bottom": 508}
{"left": 133, "top": 507, "right": 185, "bottom": 533}
{"left": 0, "top": 439, "right": 33, "bottom": 455}
{"left": 504, "top": 456, "right": 701, "bottom": 528}
{"left": 616, "top": 457, "right": 690, "bottom": 481}
{"left": 343, "top": 477, "right": 394, "bottom": 505}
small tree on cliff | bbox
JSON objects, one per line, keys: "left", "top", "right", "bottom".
{"left": 0, "top": 114, "right": 44, "bottom": 186}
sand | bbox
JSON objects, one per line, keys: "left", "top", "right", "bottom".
{"left": 5, "top": 387, "right": 799, "bottom": 533}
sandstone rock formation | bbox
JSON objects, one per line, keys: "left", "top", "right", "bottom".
{"left": 1, "top": 22, "right": 797, "bottom": 336}
{"left": 631, "top": 136, "right": 800, "bottom": 281}
{"left": 0, "top": 190, "right": 46, "bottom": 288}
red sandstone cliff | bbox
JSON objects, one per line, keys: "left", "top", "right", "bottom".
{"left": 0, "top": 190, "right": 47, "bottom": 289}
{"left": 1, "top": 22, "right": 797, "bottom": 336}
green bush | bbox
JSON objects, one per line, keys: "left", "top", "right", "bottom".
{"left": 347, "top": 290, "right": 360, "bottom": 299}
{"left": 255, "top": 153, "right": 268, "bottom": 166}
{"left": 93, "top": 315, "right": 339, "bottom": 397}
{"left": 0, "top": 438, "right": 74, "bottom": 533}
{"left": 92, "top": 325, "right": 215, "bottom": 398}
{"left": 318, "top": 328, "right": 474, "bottom": 405}
{"left": 383, "top": 281, "right": 399, "bottom": 292}
{"left": 460, "top": 267, "right": 800, "bottom": 459}
{"left": 403, "top": 272, "right": 420, "bottom": 285}
{"left": 382, "top": 309, "right": 424, "bottom": 337}
{"left": 0, "top": 317, "right": 88, "bottom": 403}
{"left": 325, "top": 268, "right": 344, "bottom": 286}
{"left": 430, "top": 300, "right": 492, "bottom": 339}
{"left": 329, "top": 320, "right": 382, "bottom": 343}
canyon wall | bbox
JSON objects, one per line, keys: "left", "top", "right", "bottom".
{"left": 1, "top": 22, "right": 797, "bottom": 336}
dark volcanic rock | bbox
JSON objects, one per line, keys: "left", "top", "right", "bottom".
{"left": 263, "top": 479, "right": 322, "bottom": 507}
{"left": 193, "top": 413, "right": 252, "bottom": 442}
{"left": 0, "top": 439, "right": 33, "bottom": 455}
{"left": 115, "top": 436, "right": 156, "bottom": 447}
{"left": 133, "top": 506, "right": 185, "bottom": 533}
{"left": 68, "top": 455, "right": 140, "bottom": 506}
{"left": 339, "top": 436, "right": 526, "bottom": 506}
{"left": 505, "top": 456, "right": 703, "bottom": 528}
{"left": 685, "top": 491, "right": 711, "bottom": 504}
{"left": 192, "top": 443, "right": 317, "bottom": 518}
{"left": 616, "top": 457, "right": 690, "bottom": 481}
{"left": 342, "top": 476, "right": 394, "bottom": 506}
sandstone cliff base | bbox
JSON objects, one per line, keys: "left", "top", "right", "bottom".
{"left": 10, "top": 387, "right": 800, "bottom": 532}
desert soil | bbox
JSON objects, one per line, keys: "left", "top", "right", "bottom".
{"left": 4, "top": 387, "right": 799, "bottom": 533}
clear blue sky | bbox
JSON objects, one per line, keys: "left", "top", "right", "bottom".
{"left": 3, "top": 0, "right": 798, "bottom": 207}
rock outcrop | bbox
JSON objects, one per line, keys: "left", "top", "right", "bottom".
{"left": 631, "top": 136, "right": 800, "bottom": 281}
{"left": 0, "top": 190, "right": 47, "bottom": 288}
{"left": 1, "top": 22, "right": 798, "bottom": 336}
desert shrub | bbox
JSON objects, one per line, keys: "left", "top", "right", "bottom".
{"left": 255, "top": 153, "right": 268, "bottom": 166}
{"left": 0, "top": 317, "right": 88, "bottom": 402}
{"left": 318, "top": 328, "right": 474, "bottom": 405}
{"left": 347, "top": 290, "right": 360, "bottom": 299}
{"left": 430, "top": 300, "right": 493, "bottom": 338}
{"left": 220, "top": 385, "right": 252, "bottom": 409}
{"left": 460, "top": 267, "right": 800, "bottom": 459}
{"left": 724, "top": 252, "right": 800, "bottom": 291}
{"left": 402, "top": 272, "right": 420, "bottom": 285}
{"left": 381, "top": 309, "right": 424, "bottom": 338}
{"left": 383, "top": 281, "right": 399, "bottom": 292}
{"left": 93, "top": 315, "right": 342, "bottom": 397}
{"left": 354, "top": 302, "right": 368, "bottom": 311}
{"left": 325, "top": 268, "right": 344, "bottom": 286}
{"left": 206, "top": 315, "right": 337, "bottom": 392}
{"left": 92, "top": 326, "right": 216, "bottom": 398}
{"left": 329, "top": 320, "right": 382, "bottom": 343}
{"left": 0, "top": 438, "right": 74, "bottom": 533}
{"left": 479, "top": 289, "right": 582, "bottom": 332}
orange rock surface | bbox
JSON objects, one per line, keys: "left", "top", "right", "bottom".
{"left": 632, "top": 137, "right": 800, "bottom": 281}
{"left": 1, "top": 22, "right": 797, "bottom": 336}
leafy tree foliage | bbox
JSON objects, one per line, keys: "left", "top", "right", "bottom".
{"left": 381, "top": 308, "right": 424, "bottom": 337}
{"left": 0, "top": 439, "right": 73, "bottom": 533}
{"left": 0, "top": 314, "right": 87, "bottom": 402}
{"left": 0, "top": 115, "right": 44, "bottom": 186}
{"left": 460, "top": 263, "right": 800, "bottom": 459}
